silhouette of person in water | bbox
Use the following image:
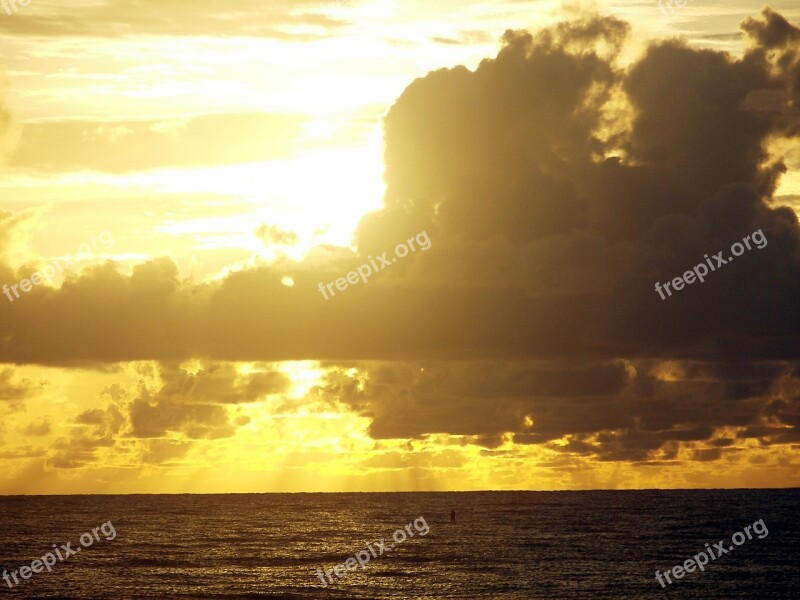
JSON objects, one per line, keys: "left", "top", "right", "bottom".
{"left": 450, "top": 509, "right": 456, "bottom": 523}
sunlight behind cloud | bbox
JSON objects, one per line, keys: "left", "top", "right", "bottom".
{"left": 136, "top": 129, "right": 385, "bottom": 266}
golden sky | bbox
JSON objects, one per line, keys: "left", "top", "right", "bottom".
{"left": 0, "top": 1, "right": 799, "bottom": 493}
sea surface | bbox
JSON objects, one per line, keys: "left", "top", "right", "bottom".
{"left": 0, "top": 489, "right": 797, "bottom": 599}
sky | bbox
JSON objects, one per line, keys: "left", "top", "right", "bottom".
{"left": 0, "top": 0, "right": 799, "bottom": 494}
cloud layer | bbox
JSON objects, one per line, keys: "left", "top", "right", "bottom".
{"left": 1, "top": 8, "right": 799, "bottom": 482}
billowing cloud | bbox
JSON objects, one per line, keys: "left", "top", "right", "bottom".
{"left": 312, "top": 358, "right": 799, "bottom": 461}
{"left": 127, "top": 363, "right": 284, "bottom": 439}
{"left": 0, "top": 366, "right": 46, "bottom": 405}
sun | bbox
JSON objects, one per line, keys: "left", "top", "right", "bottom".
{"left": 147, "top": 121, "right": 386, "bottom": 269}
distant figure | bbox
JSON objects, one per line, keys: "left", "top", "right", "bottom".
{"left": 450, "top": 509, "right": 456, "bottom": 523}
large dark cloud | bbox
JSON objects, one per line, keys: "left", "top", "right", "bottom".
{"left": 314, "top": 358, "right": 799, "bottom": 460}
{"left": 369, "top": 8, "right": 800, "bottom": 359}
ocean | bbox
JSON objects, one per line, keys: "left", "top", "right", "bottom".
{"left": 0, "top": 489, "right": 797, "bottom": 598}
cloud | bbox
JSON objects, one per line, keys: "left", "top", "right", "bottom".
{"left": 0, "top": 10, "right": 794, "bottom": 367}
{"left": 0, "top": 11, "right": 797, "bottom": 367}
{"left": 5, "top": 113, "right": 306, "bottom": 174}
{"left": 256, "top": 224, "right": 299, "bottom": 246}
{"left": 22, "top": 418, "right": 50, "bottom": 437}
{"left": 75, "top": 408, "right": 109, "bottom": 425}
{"left": 0, "top": 446, "right": 46, "bottom": 460}
{"left": 140, "top": 439, "right": 192, "bottom": 465}
{"left": 47, "top": 433, "right": 116, "bottom": 469}
{"left": 0, "top": 9, "right": 799, "bottom": 471}
{"left": 127, "top": 363, "right": 286, "bottom": 439}
{"left": 311, "top": 358, "right": 799, "bottom": 463}
{"left": 0, "top": 0, "right": 350, "bottom": 40}
{"left": 46, "top": 401, "right": 125, "bottom": 469}
{"left": 431, "top": 31, "right": 496, "bottom": 46}
{"left": 0, "top": 366, "right": 46, "bottom": 405}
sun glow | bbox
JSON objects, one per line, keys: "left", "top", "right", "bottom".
{"left": 150, "top": 126, "right": 385, "bottom": 264}
{"left": 279, "top": 361, "right": 328, "bottom": 399}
